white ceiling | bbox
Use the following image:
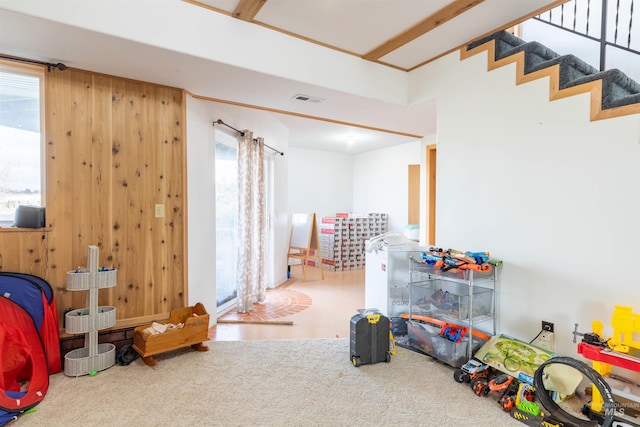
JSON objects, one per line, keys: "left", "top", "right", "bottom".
{"left": 0, "top": 0, "right": 561, "bottom": 154}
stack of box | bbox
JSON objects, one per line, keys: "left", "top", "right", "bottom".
{"left": 319, "top": 213, "right": 388, "bottom": 271}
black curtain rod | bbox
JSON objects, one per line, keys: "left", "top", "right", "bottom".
{"left": 214, "top": 119, "right": 284, "bottom": 156}
{"left": 0, "top": 54, "right": 67, "bottom": 72}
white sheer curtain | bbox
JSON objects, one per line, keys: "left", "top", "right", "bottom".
{"left": 236, "top": 131, "right": 266, "bottom": 313}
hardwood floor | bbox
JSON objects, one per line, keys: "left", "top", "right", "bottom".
{"left": 208, "top": 266, "right": 365, "bottom": 341}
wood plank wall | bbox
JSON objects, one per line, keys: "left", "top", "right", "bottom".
{"left": 0, "top": 67, "right": 187, "bottom": 326}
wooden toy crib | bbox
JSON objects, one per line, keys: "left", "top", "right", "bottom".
{"left": 132, "top": 302, "right": 210, "bottom": 366}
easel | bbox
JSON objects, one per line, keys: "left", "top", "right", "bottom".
{"left": 287, "top": 213, "right": 324, "bottom": 281}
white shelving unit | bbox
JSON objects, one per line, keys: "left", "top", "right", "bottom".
{"left": 406, "top": 258, "right": 499, "bottom": 367}
{"left": 64, "top": 245, "right": 117, "bottom": 377}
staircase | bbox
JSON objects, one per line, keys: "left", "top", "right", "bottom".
{"left": 461, "top": 30, "right": 640, "bottom": 121}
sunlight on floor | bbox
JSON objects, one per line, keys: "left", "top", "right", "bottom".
{"left": 209, "top": 267, "right": 365, "bottom": 341}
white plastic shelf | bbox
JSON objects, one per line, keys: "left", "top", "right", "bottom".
{"left": 64, "top": 306, "right": 116, "bottom": 334}
{"left": 64, "top": 343, "right": 116, "bottom": 377}
{"left": 64, "top": 245, "right": 117, "bottom": 377}
{"left": 66, "top": 269, "right": 117, "bottom": 290}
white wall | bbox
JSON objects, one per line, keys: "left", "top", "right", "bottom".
{"left": 0, "top": 1, "right": 408, "bottom": 105}
{"left": 353, "top": 140, "right": 422, "bottom": 234}
{"left": 287, "top": 141, "right": 422, "bottom": 235}
{"left": 185, "top": 97, "right": 217, "bottom": 322}
{"left": 409, "top": 49, "right": 640, "bottom": 357}
{"left": 287, "top": 147, "right": 354, "bottom": 219}
{"left": 186, "top": 96, "right": 290, "bottom": 323}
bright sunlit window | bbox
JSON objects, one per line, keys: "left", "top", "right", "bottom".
{"left": 0, "top": 63, "right": 44, "bottom": 227}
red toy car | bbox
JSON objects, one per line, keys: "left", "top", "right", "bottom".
{"left": 471, "top": 373, "right": 518, "bottom": 409}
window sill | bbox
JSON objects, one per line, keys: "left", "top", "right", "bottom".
{"left": 0, "top": 227, "right": 50, "bottom": 233}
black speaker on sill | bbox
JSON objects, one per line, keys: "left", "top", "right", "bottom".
{"left": 13, "top": 205, "right": 46, "bottom": 228}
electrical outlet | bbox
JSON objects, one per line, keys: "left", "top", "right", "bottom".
{"left": 154, "top": 204, "right": 165, "bottom": 218}
{"left": 536, "top": 331, "right": 555, "bottom": 351}
{"left": 542, "top": 320, "right": 554, "bottom": 333}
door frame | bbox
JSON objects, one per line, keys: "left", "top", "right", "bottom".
{"left": 426, "top": 144, "right": 437, "bottom": 246}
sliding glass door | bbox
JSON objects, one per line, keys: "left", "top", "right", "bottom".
{"left": 215, "top": 136, "right": 238, "bottom": 313}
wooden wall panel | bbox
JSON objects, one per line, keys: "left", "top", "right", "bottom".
{"left": 0, "top": 230, "right": 49, "bottom": 277}
{"left": 0, "top": 67, "right": 186, "bottom": 326}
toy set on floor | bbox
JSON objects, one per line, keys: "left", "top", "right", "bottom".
{"left": 573, "top": 306, "right": 640, "bottom": 426}
{"left": 449, "top": 309, "right": 639, "bottom": 426}
{"left": 351, "top": 246, "right": 639, "bottom": 427}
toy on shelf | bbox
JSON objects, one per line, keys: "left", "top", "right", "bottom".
{"left": 413, "top": 289, "right": 460, "bottom": 313}
{"left": 403, "top": 313, "right": 491, "bottom": 367}
{"left": 418, "top": 247, "right": 499, "bottom": 273}
{"left": 440, "top": 323, "right": 466, "bottom": 343}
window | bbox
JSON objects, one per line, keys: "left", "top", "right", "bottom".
{"left": 0, "top": 62, "right": 44, "bottom": 227}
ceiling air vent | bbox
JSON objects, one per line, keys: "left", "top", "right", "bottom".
{"left": 292, "top": 94, "right": 324, "bottom": 103}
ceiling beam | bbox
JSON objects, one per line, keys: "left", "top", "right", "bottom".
{"left": 232, "top": 0, "right": 267, "bottom": 21}
{"left": 188, "top": 92, "right": 424, "bottom": 139}
{"left": 363, "top": 0, "right": 485, "bottom": 61}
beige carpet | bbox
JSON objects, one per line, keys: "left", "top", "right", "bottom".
{"left": 17, "top": 339, "right": 522, "bottom": 426}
